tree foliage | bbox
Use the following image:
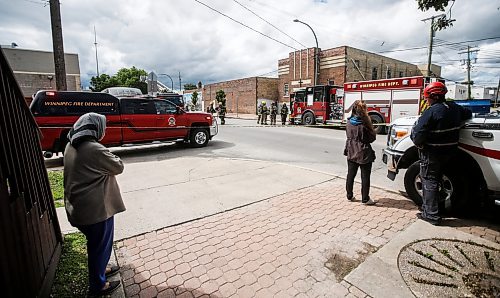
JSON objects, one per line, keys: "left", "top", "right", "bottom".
{"left": 89, "top": 74, "right": 119, "bottom": 92}
{"left": 89, "top": 66, "right": 147, "bottom": 93}
{"left": 216, "top": 89, "right": 226, "bottom": 106}
{"left": 191, "top": 91, "right": 199, "bottom": 108}
{"left": 417, "top": 0, "right": 451, "bottom": 11}
{"left": 416, "top": 0, "right": 455, "bottom": 31}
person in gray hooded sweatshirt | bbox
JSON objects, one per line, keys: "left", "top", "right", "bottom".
{"left": 64, "top": 112, "right": 125, "bottom": 296}
{"left": 343, "top": 100, "right": 377, "bottom": 205}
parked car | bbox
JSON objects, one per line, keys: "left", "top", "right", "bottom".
{"left": 382, "top": 111, "right": 500, "bottom": 212}
{"left": 30, "top": 91, "right": 218, "bottom": 158}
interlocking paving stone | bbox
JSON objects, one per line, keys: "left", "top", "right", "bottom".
{"left": 115, "top": 179, "right": 499, "bottom": 297}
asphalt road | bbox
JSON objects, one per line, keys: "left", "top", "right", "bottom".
{"left": 45, "top": 117, "right": 406, "bottom": 194}
{"left": 210, "top": 118, "right": 405, "bottom": 193}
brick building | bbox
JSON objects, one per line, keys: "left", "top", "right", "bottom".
{"left": 278, "top": 45, "right": 441, "bottom": 101}
{"left": 202, "top": 77, "right": 278, "bottom": 114}
{"left": 2, "top": 47, "right": 81, "bottom": 102}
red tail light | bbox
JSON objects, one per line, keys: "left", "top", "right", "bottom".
{"left": 46, "top": 91, "right": 55, "bottom": 96}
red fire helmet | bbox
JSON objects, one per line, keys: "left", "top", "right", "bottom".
{"left": 423, "top": 81, "right": 447, "bottom": 97}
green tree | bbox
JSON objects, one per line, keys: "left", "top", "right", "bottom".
{"left": 191, "top": 91, "right": 199, "bottom": 109}
{"left": 89, "top": 74, "right": 119, "bottom": 92}
{"left": 216, "top": 89, "right": 226, "bottom": 106}
{"left": 89, "top": 66, "right": 148, "bottom": 93}
{"left": 114, "top": 66, "right": 148, "bottom": 94}
{"left": 183, "top": 83, "right": 197, "bottom": 90}
{"left": 417, "top": 0, "right": 455, "bottom": 31}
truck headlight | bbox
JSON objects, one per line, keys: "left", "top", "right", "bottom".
{"left": 391, "top": 127, "right": 410, "bottom": 140}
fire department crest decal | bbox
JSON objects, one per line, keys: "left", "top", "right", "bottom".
{"left": 168, "top": 117, "right": 176, "bottom": 126}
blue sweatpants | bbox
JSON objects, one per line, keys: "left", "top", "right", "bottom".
{"left": 77, "top": 217, "right": 114, "bottom": 293}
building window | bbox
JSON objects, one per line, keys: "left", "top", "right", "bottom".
{"left": 284, "top": 83, "right": 289, "bottom": 96}
{"left": 399, "top": 71, "right": 404, "bottom": 77}
{"left": 372, "top": 67, "right": 378, "bottom": 80}
{"left": 354, "top": 60, "right": 360, "bottom": 67}
{"left": 386, "top": 68, "right": 391, "bottom": 79}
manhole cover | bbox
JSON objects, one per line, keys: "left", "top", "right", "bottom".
{"left": 398, "top": 239, "right": 499, "bottom": 297}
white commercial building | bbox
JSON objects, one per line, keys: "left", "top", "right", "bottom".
{"left": 446, "top": 83, "right": 487, "bottom": 100}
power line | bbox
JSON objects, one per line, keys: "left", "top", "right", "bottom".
{"left": 193, "top": 0, "right": 298, "bottom": 50}
{"left": 231, "top": 0, "right": 308, "bottom": 48}
{"left": 378, "top": 36, "right": 500, "bottom": 54}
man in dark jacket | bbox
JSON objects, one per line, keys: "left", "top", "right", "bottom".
{"left": 410, "top": 81, "right": 472, "bottom": 225}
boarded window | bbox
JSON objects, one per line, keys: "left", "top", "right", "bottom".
{"left": 372, "top": 67, "right": 378, "bottom": 80}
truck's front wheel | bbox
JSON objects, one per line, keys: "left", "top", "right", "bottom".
{"left": 370, "top": 114, "right": 385, "bottom": 134}
{"left": 303, "top": 112, "right": 315, "bottom": 125}
{"left": 403, "top": 161, "right": 469, "bottom": 213}
{"left": 190, "top": 128, "right": 209, "bottom": 148}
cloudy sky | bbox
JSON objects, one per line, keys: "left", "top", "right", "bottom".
{"left": 1, "top": 0, "right": 499, "bottom": 89}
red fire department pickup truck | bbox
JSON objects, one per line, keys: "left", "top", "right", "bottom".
{"left": 30, "top": 91, "right": 218, "bottom": 158}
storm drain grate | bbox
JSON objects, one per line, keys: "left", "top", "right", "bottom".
{"left": 398, "top": 239, "right": 499, "bottom": 297}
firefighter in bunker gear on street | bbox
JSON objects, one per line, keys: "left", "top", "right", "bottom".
{"left": 270, "top": 102, "right": 278, "bottom": 125}
{"left": 218, "top": 103, "right": 226, "bottom": 125}
{"left": 261, "top": 101, "right": 269, "bottom": 125}
{"left": 410, "top": 81, "right": 472, "bottom": 225}
{"left": 257, "top": 101, "right": 264, "bottom": 124}
{"left": 281, "top": 103, "right": 288, "bottom": 125}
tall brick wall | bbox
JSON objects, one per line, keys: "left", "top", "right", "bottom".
{"left": 257, "top": 77, "right": 279, "bottom": 107}
{"left": 202, "top": 77, "right": 279, "bottom": 115}
{"left": 345, "top": 47, "right": 420, "bottom": 82}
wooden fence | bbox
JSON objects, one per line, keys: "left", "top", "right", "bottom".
{"left": 0, "top": 48, "right": 62, "bottom": 297}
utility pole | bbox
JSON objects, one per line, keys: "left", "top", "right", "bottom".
{"left": 94, "top": 25, "right": 99, "bottom": 77}
{"left": 49, "top": 0, "right": 67, "bottom": 91}
{"left": 178, "top": 71, "right": 182, "bottom": 92}
{"left": 422, "top": 14, "right": 445, "bottom": 78}
{"left": 293, "top": 19, "right": 319, "bottom": 86}
{"left": 495, "top": 77, "right": 500, "bottom": 108}
{"left": 458, "top": 45, "right": 479, "bottom": 100}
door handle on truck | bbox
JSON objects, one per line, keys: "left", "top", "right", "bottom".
{"left": 472, "top": 131, "right": 493, "bottom": 139}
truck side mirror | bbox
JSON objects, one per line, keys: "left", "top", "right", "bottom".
{"left": 176, "top": 106, "right": 185, "bottom": 114}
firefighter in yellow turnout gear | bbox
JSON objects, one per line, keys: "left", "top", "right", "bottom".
{"left": 261, "top": 102, "right": 269, "bottom": 125}
{"left": 270, "top": 102, "right": 278, "bottom": 125}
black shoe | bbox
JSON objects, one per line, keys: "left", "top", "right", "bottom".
{"left": 347, "top": 196, "right": 355, "bottom": 202}
{"left": 416, "top": 213, "right": 440, "bottom": 226}
{"left": 105, "top": 265, "right": 120, "bottom": 278}
{"left": 89, "top": 281, "right": 121, "bottom": 297}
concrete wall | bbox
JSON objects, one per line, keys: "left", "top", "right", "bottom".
{"left": 2, "top": 47, "right": 81, "bottom": 100}
{"left": 202, "top": 77, "right": 279, "bottom": 114}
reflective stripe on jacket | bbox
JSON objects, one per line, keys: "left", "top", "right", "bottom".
{"left": 411, "top": 101, "right": 472, "bottom": 152}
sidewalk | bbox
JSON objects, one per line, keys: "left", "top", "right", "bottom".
{"left": 225, "top": 113, "right": 257, "bottom": 120}
{"left": 114, "top": 178, "right": 499, "bottom": 297}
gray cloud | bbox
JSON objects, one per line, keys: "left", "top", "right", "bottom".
{"left": 1, "top": 0, "right": 499, "bottom": 88}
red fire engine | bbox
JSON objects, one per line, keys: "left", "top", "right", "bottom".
{"left": 289, "top": 84, "right": 344, "bottom": 125}
{"left": 289, "top": 76, "right": 434, "bottom": 133}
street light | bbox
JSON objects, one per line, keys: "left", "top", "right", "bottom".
{"left": 293, "top": 19, "right": 319, "bottom": 86}
{"left": 158, "top": 73, "right": 174, "bottom": 91}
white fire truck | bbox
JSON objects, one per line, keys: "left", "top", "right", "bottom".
{"left": 341, "top": 76, "right": 432, "bottom": 133}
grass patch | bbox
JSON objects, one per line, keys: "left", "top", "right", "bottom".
{"left": 51, "top": 232, "right": 88, "bottom": 297}
{"left": 48, "top": 170, "right": 64, "bottom": 208}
